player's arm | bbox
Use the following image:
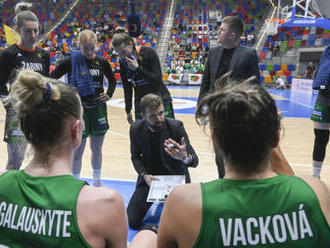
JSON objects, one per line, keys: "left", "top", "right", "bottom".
{"left": 158, "top": 184, "right": 202, "bottom": 248}
{"left": 77, "top": 187, "right": 128, "bottom": 248}
{"left": 49, "top": 57, "right": 71, "bottom": 79}
{"left": 103, "top": 59, "right": 116, "bottom": 99}
{"left": 299, "top": 175, "right": 330, "bottom": 226}
{"left": 0, "top": 50, "right": 12, "bottom": 97}
{"left": 103, "top": 190, "right": 128, "bottom": 248}
{"left": 270, "top": 146, "right": 294, "bottom": 176}
{"left": 120, "top": 61, "right": 133, "bottom": 114}
{"left": 43, "top": 51, "right": 50, "bottom": 76}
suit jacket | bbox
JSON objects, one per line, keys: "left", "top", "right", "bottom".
{"left": 198, "top": 44, "right": 260, "bottom": 102}
{"left": 130, "top": 118, "right": 198, "bottom": 186}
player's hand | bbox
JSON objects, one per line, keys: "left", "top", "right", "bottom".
{"left": 127, "top": 112, "right": 134, "bottom": 124}
{"left": 99, "top": 93, "right": 110, "bottom": 102}
{"left": 125, "top": 55, "right": 139, "bottom": 70}
{"left": 164, "top": 137, "right": 188, "bottom": 161}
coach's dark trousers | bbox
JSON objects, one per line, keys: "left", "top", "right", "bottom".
{"left": 127, "top": 184, "right": 153, "bottom": 230}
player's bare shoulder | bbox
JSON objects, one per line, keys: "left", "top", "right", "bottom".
{"left": 78, "top": 184, "right": 124, "bottom": 213}
{"left": 0, "top": 171, "right": 7, "bottom": 177}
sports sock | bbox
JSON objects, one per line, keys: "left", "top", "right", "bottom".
{"left": 93, "top": 169, "right": 101, "bottom": 181}
{"left": 312, "top": 161, "right": 323, "bottom": 178}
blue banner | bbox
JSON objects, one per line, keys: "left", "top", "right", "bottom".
{"left": 279, "top": 18, "right": 330, "bottom": 29}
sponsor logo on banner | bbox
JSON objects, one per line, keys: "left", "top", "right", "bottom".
{"left": 168, "top": 74, "right": 183, "bottom": 84}
{"left": 189, "top": 74, "right": 202, "bottom": 85}
{"left": 291, "top": 78, "right": 313, "bottom": 95}
{"left": 291, "top": 78, "right": 315, "bottom": 104}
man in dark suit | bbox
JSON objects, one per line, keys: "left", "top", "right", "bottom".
{"left": 198, "top": 16, "right": 260, "bottom": 178}
{"left": 127, "top": 93, "right": 198, "bottom": 229}
{"left": 198, "top": 16, "right": 260, "bottom": 102}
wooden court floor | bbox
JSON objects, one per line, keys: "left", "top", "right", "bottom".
{"left": 0, "top": 86, "right": 329, "bottom": 189}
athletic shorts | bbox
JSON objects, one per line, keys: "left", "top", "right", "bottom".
{"left": 134, "top": 101, "right": 175, "bottom": 120}
{"left": 83, "top": 103, "right": 109, "bottom": 138}
{"left": 311, "top": 103, "right": 330, "bottom": 122}
{"left": 164, "top": 102, "right": 175, "bottom": 119}
{"left": 4, "top": 105, "right": 26, "bottom": 144}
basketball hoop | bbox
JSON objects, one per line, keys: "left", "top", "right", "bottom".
{"left": 265, "top": 18, "right": 284, "bottom": 36}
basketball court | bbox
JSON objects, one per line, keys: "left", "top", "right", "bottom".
{"left": 0, "top": 85, "right": 329, "bottom": 241}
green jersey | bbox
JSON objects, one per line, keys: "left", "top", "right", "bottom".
{"left": 0, "top": 170, "right": 92, "bottom": 248}
{"left": 193, "top": 174, "right": 330, "bottom": 248}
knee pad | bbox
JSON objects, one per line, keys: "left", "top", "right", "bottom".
{"left": 313, "top": 129, "right": 330, "bottom": 162}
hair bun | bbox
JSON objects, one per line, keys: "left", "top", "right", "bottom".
{"left": 15, "top": 2, "right": 33, "bottom": 14}
{"left": 114, "top": 26, "right": 127, "bottom": 34}
{"left": 10, "top": 70, "right": 47, "bottom": 111}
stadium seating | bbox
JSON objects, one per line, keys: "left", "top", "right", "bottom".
{"left": 259, "top": 63, "right": 296, "bottom": 85}
{"left": 260, "top": 26, "right": 330, "bottom": 60}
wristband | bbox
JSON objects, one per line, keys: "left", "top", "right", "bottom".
{"left": 183, "top": 155, "right": 190, "bottom": 164}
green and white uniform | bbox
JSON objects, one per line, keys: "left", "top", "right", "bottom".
{"left": 50, "top": 55, "right": 116, "bottom": 138}
{"left": 0, "top": 170, "right": 92, "bottom": 248}
{"left": 193, "top": 174, "right": 330, "bottom": 248}
{"left": 311, "top": 90, "right": 330, "bottom": 122}
{"left": 0, "top": 44, "right": 50, "bottom": 144}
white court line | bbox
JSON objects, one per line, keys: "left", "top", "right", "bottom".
{"left": 198, "top": 151, "right": 214, "bottom": 156}
{"left": 109, "top": 130, "right": 129, "bottom": 139}
{"left": 107, "top": 133, "right": 329, "bottom": 168}
{"left": 82, "top": 177, "right": 136, "bottom": 183}
{"left": 108, "top": 129, "right": 330, "bottom": 168}
{"left": 284, "top": 98, "right": 314, "bottom": 109}
{"left": 196, "top": 152, "right": 330, "bottom": 168}
{"left": 91, "top": 162, "right": 330, "bottom": 183}
{"left": 290, "top": 163, "right": 330, "bottom": 168}
{"left": 271, "top": 93, "right": 313, "bottom": 109}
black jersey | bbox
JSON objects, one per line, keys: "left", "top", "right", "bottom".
{"left": 50, "top": 55, "right": 116, "bottom": 107}
{"left": 120, "top": 46, "right": 172, "bottom": 114}
{"left": 0, "top": 44, "right": 50, "bottom": 96}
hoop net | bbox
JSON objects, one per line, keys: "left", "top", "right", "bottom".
{"left": 265, "top": 18, "right": 285, "bottom": 36}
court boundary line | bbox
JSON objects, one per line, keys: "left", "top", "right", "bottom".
{"left": 108, "top": 131, "right": 329, "bottom": 168}
{"left": 87, "top": 161, "right": 330, "bottom": 183}
{"left": 109, "top": 130, "right": 129, "bottom": 138}
{"left": 270, "top": 92, "right": 314, "bottom": 109}
{"left": 82, "top": 177, "right": 135, "bottom": 183}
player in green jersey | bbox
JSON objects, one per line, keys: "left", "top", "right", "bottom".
{"left": 0, "top": 70, "right": 126, "bottom": 247}
{"left": 157, "top": 81, "right": 330, "bottom": 247}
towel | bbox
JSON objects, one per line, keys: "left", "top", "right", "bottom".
{"left": 70, "top": 51, "right": 95, "bottom": 96}
{"left": 313, "top": 45, "right": 330, "bottom": 90}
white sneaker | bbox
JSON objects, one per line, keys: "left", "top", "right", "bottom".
{"left": 91, "top": 179, "right": 105, "bottom": 187}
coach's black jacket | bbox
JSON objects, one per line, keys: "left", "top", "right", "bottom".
{"left": 130, "top": 117, "right": 198, "bottom": 186}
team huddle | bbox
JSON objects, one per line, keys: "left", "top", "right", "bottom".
{"left": 0, "top": 1, "right": 329, "bottom": 248}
